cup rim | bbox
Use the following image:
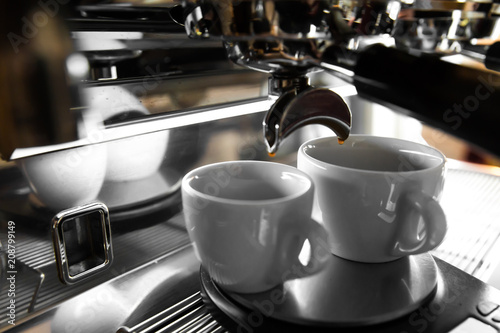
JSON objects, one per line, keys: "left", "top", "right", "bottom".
{"left": 299, "top": 135, "right": 446, "bottom": 175}
{"left": 182, "top": 160, "right": 313, "bottom": 205}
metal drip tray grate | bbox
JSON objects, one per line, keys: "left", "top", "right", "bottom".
{"left": 0, "top": 219, "right": 190, "bottom": 329}
{"left": 432, "top": 166, "right": 500, "bottom": 281}
{"left": 117, "top": 292, "right": 227, "bottom": 333}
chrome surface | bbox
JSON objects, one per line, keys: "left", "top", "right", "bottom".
{"left": 183, "top": 0, "right": 363, "bottom": 153}
{"left": 2, "top": 1, "right": 500, "bottom": 331}
{"left": 0, "top": 212, "right": 191, "bottom": 330}
{"left": 183, "top": 0, "right": 397, "bottom": 74}
{"left": 200, "top": 255, "right": 500, "bottom": 332}
{"left": 117, "top": 292, "right": 227, "bottom": 333}
{"left": 179, "top": 0, "right": 500, "bottom": 156}
{"left": 3, "top": 0, "right": 500, "bottom": 159}
{"left": 8, "top": 71, "right": 271, "bottom": 212}
{"left": 0, "top": 66, "right": 499, "bottom": 329}
{"left": 180, "top": 0, "right": 500, "bottom": 75}
{"left": 91, "top": 65, "right": 118, "bottom": 80}
{"left": 49, "top": 244, "right": 199, "bottom": 333}
{"left": 10, "top": 244, "right": 227, "bottom": 333}
{"left": 433, "top": 161, "right": 500, "bottom": 281}
{"left": 263, "top": 78, "right": 352, "bottom": 153}
{"left": 51, "top": 202, "right": 113, "bottom": 284}
{"left": 0, "top": 91, "right": 386, "bottom": 331}
{"left": 8, "top": 68, "right": 270, "bottom": 160}
{"left": 10, "top": 97, "right": 271, "bottom": 160}
{"left": 227, "top": 252, "right": 438, "bottom": 326}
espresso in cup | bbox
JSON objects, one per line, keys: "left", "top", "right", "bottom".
{"left": 298, "top": 135, "right": 447, "bottom": 263}
{"left": 182, "top": 161, "right": 328, "bottom": 293}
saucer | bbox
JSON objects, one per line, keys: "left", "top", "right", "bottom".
{"left": 201, "top": 252, "right": 439, "bottom": 328}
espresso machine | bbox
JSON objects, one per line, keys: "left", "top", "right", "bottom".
{"left": 2, "top": 0, "right": 500, "bottom": 332}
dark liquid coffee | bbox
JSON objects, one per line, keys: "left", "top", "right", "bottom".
{"left": 307, "top": 140, "right": 443, "bottom": 172}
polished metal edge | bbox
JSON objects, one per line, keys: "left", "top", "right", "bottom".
{"left": 51, "top": 202, "right": 113, "bottom": 285}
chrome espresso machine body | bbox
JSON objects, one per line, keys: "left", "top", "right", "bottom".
{"left": 2, "top": 1, "right": 500, "bottom": 332}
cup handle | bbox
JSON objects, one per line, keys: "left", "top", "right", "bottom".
{"left": 282, "top": 220, "right": 330, "bottom": 275}
{"left": 391, "top": 191, "right": 447, "bottom": 257}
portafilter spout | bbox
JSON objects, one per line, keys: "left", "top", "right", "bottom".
{"left": 263, "top": 76, "right": 352, "bottom": 154}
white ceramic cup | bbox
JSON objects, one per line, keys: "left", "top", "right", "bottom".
{"left": 17, "top": 144, "right": 107, "bottom": 211}
{"left": 182, "top": 160, "right": 329, "bottom": 294}
{"left": 85, "top": 86, "right": 169, "bottom": 182}
{"left": 297, "top": 135, "right": 447, "bottom": 263}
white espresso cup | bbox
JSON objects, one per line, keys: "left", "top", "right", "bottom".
{"left": 182, "top": 160, "right": 329, "bottom": 293}
{"left": 297, "top": 135, "right": 447, "bottom": 263}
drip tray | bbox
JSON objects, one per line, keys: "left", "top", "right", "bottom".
{"left": 223, "top": 253, "right": 438, "bottom": 327}
{"left": 199, "top": 253, "right": 439, "bottom": 331}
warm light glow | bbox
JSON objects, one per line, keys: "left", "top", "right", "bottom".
{"left": 491, "top": 19, "right": 500, "bottom": 40}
